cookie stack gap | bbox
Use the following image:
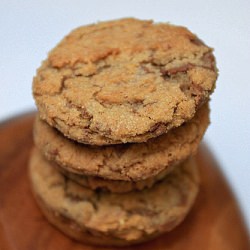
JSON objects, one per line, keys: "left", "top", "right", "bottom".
{"left": 30, "top": 18, "right": 218, "bottom": 247}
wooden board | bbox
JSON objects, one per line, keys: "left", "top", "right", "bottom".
{"left": 0, "top": 114, "right": 249, "bottom": 250}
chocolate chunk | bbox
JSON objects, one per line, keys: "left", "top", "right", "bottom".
{"left": 81, "top": 107, "right": 92, "bottom": 119}
{"left": 150, "top": 122, "right": 166, "bottom": 136}
{"left": 161, "top": 63, "right": 194, "bottom": 77}
{"left": 190, "top": 37, "right": 205, "bottom": 46}
{"left": 201, "top": 52, "right": 215, "bottom": 70}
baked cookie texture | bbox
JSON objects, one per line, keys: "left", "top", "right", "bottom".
{"left": 31, "top": 147, "right": 177, "bottom": 193}
{"left": 58, "top": 164, "right": 171, "bottom": 194}
{"left": 33, "top": 18, "right": 217, "bottom": 145}
{"left": 29, "top": 148, "right": 200, "bottom": 246}
{"left": 33, "top": 102, "right": 209, "bottom": 181}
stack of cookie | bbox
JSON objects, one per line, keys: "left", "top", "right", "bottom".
{"left": 30, "top": 18, "right": 217, "bottom": 246}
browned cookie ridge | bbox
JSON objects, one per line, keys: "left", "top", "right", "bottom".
{"left": 33, "top": 18, "right": 217, "bottom": 145}
{"left": 31, "top": 147, "right": 177, "bottom": 193}
{"left": 34, "top": 103, "right": 209, "bottom": 181}
{"left": 29, "top": 149, "right": 200, "bottom": 247}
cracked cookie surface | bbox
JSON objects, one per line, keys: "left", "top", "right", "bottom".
{"left": 34, "top": 103, "right": 209, "bottom": 181}
{"left": 32, "top": 148, "right": 176, "bottom": 193}
{"left": 33, "top": 18, "right": 217, "bottom": 145}
{"left": 29, "top": 148, "right": 199, "bottom": 246}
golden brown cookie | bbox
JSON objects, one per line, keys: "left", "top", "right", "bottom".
{"left": 31, "top": 147, "right": 176, "bottom": 193}
{"left": 29, "top": 148, "right": 200, "bottom": 247}
{"left": 34, "top": 103, "right": 209, "bottom": 181}
{"left": 33, "top": 18, "right": 217, "bottom": 145}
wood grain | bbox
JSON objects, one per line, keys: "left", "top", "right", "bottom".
{"left": 0, "top": 114, "right": 249, "bottom": 250}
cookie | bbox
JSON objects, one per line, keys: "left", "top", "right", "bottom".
{"left": 31, "top": 147, "right": 176, "bottom": 193}
{"left": 29, "top": 149, "right": 200, "bottom": 246}
{"left": 33, "top": 18, "right": 217, "bottom": 145}
{"left": 34, "top": 102, "right": 209, "bottom": 181}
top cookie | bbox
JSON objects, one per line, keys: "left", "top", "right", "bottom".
{"left": 33, "top": 18, "right": 217, "bottom": 145}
